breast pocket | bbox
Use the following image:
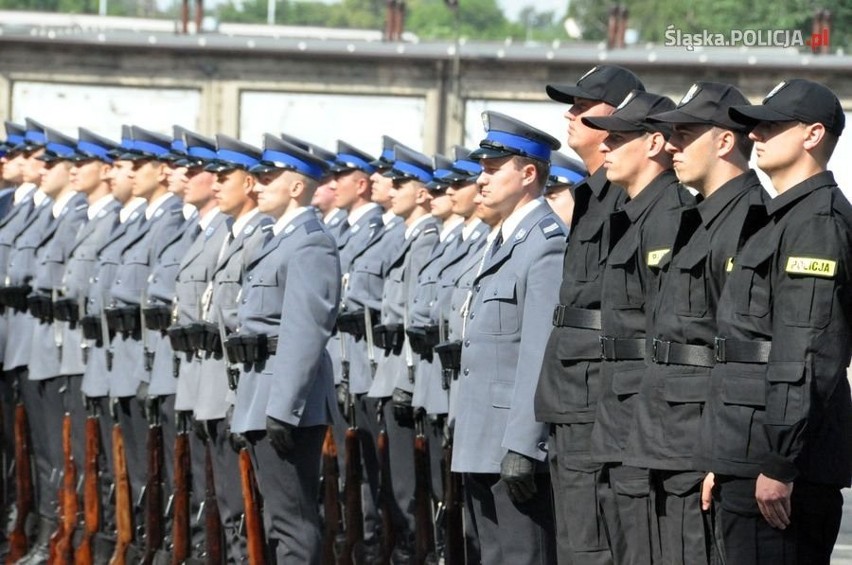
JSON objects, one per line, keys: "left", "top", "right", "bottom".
{"left": 673, "top": 246, "right": 709, "bottom": 318}
{"left": 248, "top": 270, "right": 280, "bottom": 314}
{"left": 607, "top": 240, "right": 642, "bottom": 310}
{"left": 479, "top": 277, "right": 519, "bottom": 336}
{"left": 734, "top": 245, "right": 774, "bottom": 319}
{"left": 573, "top": 220, "right": 605, "bottom": 282}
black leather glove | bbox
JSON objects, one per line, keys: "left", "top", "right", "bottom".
{"left": 391, "top": 387, "right": 415, "bottom": 428}
{"left": 266, "top": 416, "right": 297, "bottom": 457}
{"left": 193, "top": 418, "right": 209, "bottom": 443}
{"left": 500, "top": 451, "right": 537, "bottom": 504}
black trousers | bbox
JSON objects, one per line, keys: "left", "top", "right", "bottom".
{"left": 651, "top": 470, "right": 718, "bottom": 565}
{"left": 599, "top": 463, "right": 658, "bottom": 565}
{"left": 716, "top": 475, "right": 842, "bottom": 565}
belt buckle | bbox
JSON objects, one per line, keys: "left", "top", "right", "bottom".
{"left": 714, "top": 337, "right": 726, "bottom": 363}
{"left": 599, "top": 336, "right": 613, "bottom": 360}
{"left": 651, "top": 338, "right": 661, "bottom": 363}
{"left": 552, "top": 305, "right": 562, "bottom": 326}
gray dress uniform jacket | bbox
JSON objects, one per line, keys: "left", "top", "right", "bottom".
{"left": 416, "top": 221, "right": 489, "bottom": 415}
{"left": 409, "top": 222, "right": 463, "bottom": 412}
{"left": 108, "top": 196, "right": 184, "bottom": 397}
{"left": 160, "top": 212, "right": 229, "bottom": 402}
{"left": 81, "top": 207, "right": 146, "bottom": 398}
{"left": 195, "top": 212, "right": 270, "bottom": 421}
{"left": 328, "top": 204, "right": 384, "bottom": 386}
{"left": 343, "top": 215, "right": 404, "bottom": 394}
{"left": 59, "top": 198, "right": 123, "bottom": 376}
{"left": 3, "top": 197, "right": 54, "bottom": 371}
{"left": 230, "top": 210, "right": 341, "bottom": 433}
{"left": 367, "top": 216, "right": 440, "bottom": 398}
{"left": 452, "top": 203, "right": 567, "bottom": 473}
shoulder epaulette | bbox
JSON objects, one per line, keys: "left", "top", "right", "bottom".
{"left": 304, "top": 217, "right": 323, "bottom": 234}
{"left": 538, "top": 216, "right": 566, "bottom": 239}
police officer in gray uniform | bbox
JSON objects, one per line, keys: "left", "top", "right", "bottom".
{"left": 195, "top": 133, "right": 269, "bottom": 561}
{"left": 367, "top": 145, "right": 439, "bottom": 558}
{"left": 451, "top": 111, "right": 566, "bottom": 565}
{"left": 107, "top": 126, "right": 184, "bottom": 527}
{"left": 228, "top": 138, "right": 339, "bottom": 564}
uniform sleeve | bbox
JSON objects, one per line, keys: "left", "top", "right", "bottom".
{"left": 502, "top": 232, "right": 567, "bottom": 460}
{"left": 267, "top": 232, "right": 341, "bottom": 424}
{"left": 763, "top": 214, "right": 852, "bottom": 482}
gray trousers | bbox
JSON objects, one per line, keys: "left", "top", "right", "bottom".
{"left": 204, "top": 417, "right": 246, "bottom": 563}
{"left": 464, "top": 472, "right": 556, "bottom": 565}
{"left": 250, "top": 425, "right": 326, "bottom": 565}
{"left": 20, "top": 374, "right": 64, "bottom": 518}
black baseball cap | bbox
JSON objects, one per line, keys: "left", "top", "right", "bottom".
{"left": 728, "top": 79, "right": 845, "bottom": 137}
{"left": 648, "top": 82, "right": 750, "bottom": 133}
{"left": 582, "top": 91, "right": 675, "bottom": 134}
{"left": 546, "top": 65, "right": 645, "bottom": 108}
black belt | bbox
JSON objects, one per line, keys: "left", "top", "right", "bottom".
{"left": 405, "top": 325, "right": 440, "bottom": 356}
{"left": 143, "top": 305, "right": 172, "bottom": 331}
{"left": 105, "top": 305, "right": 141, "bottom": 335}
{"left": 651, "top": 339, "right": 715, "bottom": 367}
{"left": 552, "top": 305, "right": 602, "bottom": 330}
{"left": 52, "top": 297, "right": 80, "bottom": 323}
{"left": 713, "top": 337, "right": 771, "bottom": 364}
{"left": 223, "top": 333, "right": 278, "bottom": 365}
{"left": 600, "top": 336, "right": 645, "bottom": 361}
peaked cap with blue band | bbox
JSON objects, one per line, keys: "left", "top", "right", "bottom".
{"left": 370, "top": 135, "right": 404, "bottom": 170}
{"left": 107, "top": 125, "right": 134, "bottom": 159}
{"left": 545, "top": 151, "right": 587, "bottom": 192}
{"left": 330, "top": 140, "right": 376, "bottom": 175}
{"left": 175, "top": 131, "right": 217, "bottom": 168}
{"left": 582, "top": 90, "right": 676, "bottom": 136}
{"left": 161, "top": 125, "right": 190, "bottom": 162}
{"left": 2, "top": 122, "right": 26, "bottom": 155}
{"left": 37, "top": 127, "right": 78, "bottom": 163}
{"left": 279, "top": 133, "right": 310, "bottom": 152}
{"left": 71, "top": 128, "right": 118, "bottom": 163}
{"left": 204, "top": 135, "right": 262, "bottom": 173}
{"left": 383, "top": 145, "right": 434, "bottom": 184}
{"left": 249, "top": 134, "right": 329, "bottom": 181}
{"left": 13, "top": 118, "right": 48, "bottom": 152}
{"left": 306, "top": 141, "right": 336, "bottom": 163}
{"left": 441, "top": 145, "right": 482, "bottom": 183}
{"left": 470, "top": 111, "right": 560, "bottom": 162}
{"left": 119, "top": 126, "right": 172, "bottom": 161}
{"left": 426, "top": 154, "right": 454, "bottom": 191}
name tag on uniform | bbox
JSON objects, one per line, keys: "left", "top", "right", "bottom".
{"left": 646, "top": 248, "right": 670, "bottom": 267}
{"left": 726, "top": 257, "right": 734, "bottom": 272}
{"left": 785, "top": 257, "right": 836, "bottom": 278}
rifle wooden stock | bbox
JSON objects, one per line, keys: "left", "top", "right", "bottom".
{"left": 75, "top": 415, "right": 101, "bottom": 565}
{"left": 320, "top": 426, "right": 341, "bottom": 564}
{"left": 239, "top": 447, "right": 266, "bottom": 565}
{"left": 341, "top": 426, "right": 364, "bottom": 565}
{"left": 203, "top": 441, "right": 224, "bottom": 565}
{"left": 109, "top": 424, "right": 133, "bottom": 565}
{"left": 142, "top": 423, "right": 165, "bottom": 565}
{"left": 171, "top": 430, "right": 191, "bottom": 565}
{"left": 376, "top": 427, "right": 394, "bottom": 565}
{"left": 413, "top": 431, "right": 435, "bottom": 565}
{"left": 54, "top": 412, "right": 79, "bottom": 565}
{"left": 7, "top": 402, "right": 34, "bottom": 563}
{"left": 49, "top": 482, "right": 65, "bottom": 562}
{"left": 442, "top": 444, "right": 464, "bottom": 565}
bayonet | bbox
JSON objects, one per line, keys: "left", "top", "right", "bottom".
{"left": 140, "top": 289, "right": 153, "bottom": 372}
{"left": 403, "top": 306, "right": 415, "bottom": 385}
{"left": 364, "top": 307, "right": 377, "bottom": 378}
{"left": 99, "top": 296, "right": 113, "bottom": 371}
{"left": 78, "top": 296, "right": 89, "bottom": 364}
{"left": 52, "top": 288, "right": 63, "bottom": 363}
{"left": 216, "top": 306, "right": 239, "bottom": 391}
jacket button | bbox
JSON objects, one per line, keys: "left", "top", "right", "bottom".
{"left": 469, "top": 312, "right": 474, "bottom": 319}
{"left": 464, "top": 340, "right": 470, "bottom": 347}
{"left": 463, "top": 368, "right": 469, "bottom": 376}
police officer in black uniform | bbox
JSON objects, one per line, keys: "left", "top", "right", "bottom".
{"left": 535, "top": 65, "right": 644, "bottom": 565}
{"left": 699, "top": 79, "right": 852, "bottom": 565}
{"left": 621, "top": 82, "right": 768, "bottom": 564}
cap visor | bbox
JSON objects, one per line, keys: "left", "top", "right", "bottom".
{"left": 118, "top": 151, "right": 153, "bottom": 161}
{"left": 581, "top": 115, "right": 644, "bottom": 132}
{"left": 728, "top": 105, "right": 795, "bottom": 129}
{"left": 468, "top": 146, "right": 514, "bottom": 160}
{"left": 647, "top": 108, "right": 711, "bottom": 125}
{"left": 328, "top": 163, "right": 356, "bottom": 174}
{"left": 12, "top": 142, "right": 42, "bottom": 153}
{"left": 248, "top": 162, "right": 285, "bottom": 175}
{"left": 37, "top": 152, "right": 63, "bottom": 163}
{"left": 546, "top": 84, "right": 594, "bottom": 105}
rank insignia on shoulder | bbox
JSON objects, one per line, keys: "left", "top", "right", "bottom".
{"left": 785, "top": 257, "right": 836, "bottom": 278}
{"left": 646, "top": 248, "right": 670, "bottom": 267}
{"left": 726, "top": 257, "right": 734, "bottom": 272}
{"left": 538, "top": 218, "right": 564, "bottom": 239}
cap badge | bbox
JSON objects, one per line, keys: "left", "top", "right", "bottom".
{"left": 679, "top": 84, "right": 700, "bottom": 107}
{"left": 481, "top": 112, "right": 491, "bottom": 131}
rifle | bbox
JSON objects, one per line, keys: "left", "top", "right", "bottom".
{"left": 140, "top": 290, "right": 154, "bottom": 372}
{"left": 142, "top": 398, "right": 165, "bottom": 565}
{"left": 340, "top": 336, "right": 364, "bottom": 565}
{"left": 413, "top": 415, "right": 436, "bottom": 565}
{"left": 109, "top": 403, "right": 133, "bottom": 565}
{"left": 7, "top": 387, "right": 34, "bottom": 563}
{"left": 375, "top": 405, "right": 394, "bottom": 565}
{"left": 75, "top": 405, "right": 102, "bottom": 565}
{"left": 170, "top": 412, "right": 191, "bottom": 565}
{"left": 441, "top": 436, "right": 464, "bottom": 565}
{"left": 203, "top": 438, "right": 224, "bottom": 565}
{"left": 238, "top": 447, "right": 267, "bottom": 565}
{"left": 54, "top": 402, "right": 79, "bottom": 565}
{"left": 320, "top": 426, "right": 342, "bottom": 565}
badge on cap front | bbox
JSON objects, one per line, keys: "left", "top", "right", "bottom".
{"left": 481, "top": 113, "right": 490, "bottom": 131}
{"left": 765, "top": 81, "right": 787, "bottom": 101}
{"left": 679, "top": 84, "right": 701, "bottom": 107}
